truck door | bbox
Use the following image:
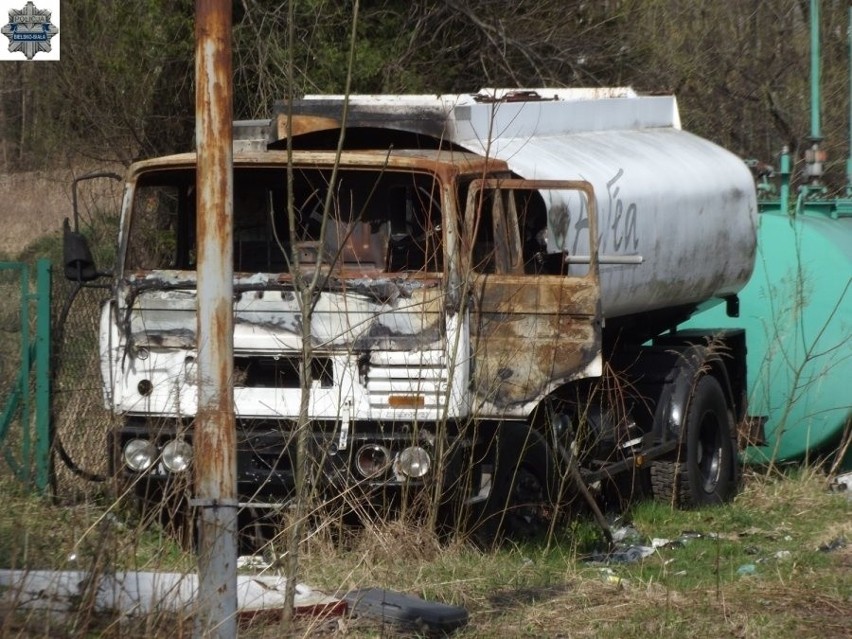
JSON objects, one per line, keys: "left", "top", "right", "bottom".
{"left": 464, "top": 179, "right": 601, "bottom": 413}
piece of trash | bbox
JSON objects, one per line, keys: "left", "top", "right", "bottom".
{"left": 237, "top": 555, "right": 272, "bottom": 570}
{"left": 818, "top": 537, "right": 847, "bottom": 553}
{"left": 0, "top": 570, "right": 344, "bottom": 622}
{"left": 610, "top": 525, "right": 642, "bottom": 544}
{"left": 773, "top": 550, "right": 792, "bottom": 561}
{"left": 829, "top": 471, "right": 852, "bottom": 493}
{"left": 343, "top": 588, "right": 468, "bottom": 636}
{"left": 608, "top": 545, "right": 655, "bottom": 564}
{"left": 651, "top": 538, "right": 672, "bottom": 548}
{"left": 679, "top": 531, "right": 704, "bottom": 541}
{"left": 736, "top": 563, "right": 757, "bottom": 576}
{"left": 598, "top": 568, "right": 624, "bottom": 586}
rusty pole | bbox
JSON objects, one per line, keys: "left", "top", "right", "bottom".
{"left": 194, "top": 1, "right": 236, "bottom": 637}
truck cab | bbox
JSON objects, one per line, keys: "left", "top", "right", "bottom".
{"left": 103, "top": 145, "right": 601, "bottom": 536}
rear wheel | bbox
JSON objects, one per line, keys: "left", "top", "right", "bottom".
{"left": 651, "top": 375, "right": 738, "bottom": 507}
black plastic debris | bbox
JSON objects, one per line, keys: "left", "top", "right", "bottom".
{"left": 344, "top": 587, "right": 469, "bottom": 636}
{"left": 818, "top": 537, "right": 848, "bottom": 553}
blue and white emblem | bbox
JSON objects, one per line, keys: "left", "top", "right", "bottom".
{"left": 1, "top": 1, "right": 58, "bottom": 60}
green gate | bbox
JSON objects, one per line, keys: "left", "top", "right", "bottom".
{"left": 0, "top": 259, "right": 51, "bottom": 493}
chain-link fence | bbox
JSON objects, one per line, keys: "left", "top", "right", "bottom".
{"left": 51, "top": 273, "right": 115, "bottom": 500}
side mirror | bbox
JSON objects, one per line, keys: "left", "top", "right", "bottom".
{"left": 64, "top": 171, "right": 123, "bottom": 282}
{"left": 63, "top": 218, "right": 98, "bottom": 282}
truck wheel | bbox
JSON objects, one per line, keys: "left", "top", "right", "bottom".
{"left": 651, "top": 375, "right": 737, "bottom": 507}
{"left": 473, "top": 426, "right": 559, "bottom": 545}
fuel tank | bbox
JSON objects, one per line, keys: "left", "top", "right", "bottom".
{"left": 685, "top": 208, "right": 852, "bottom": 465}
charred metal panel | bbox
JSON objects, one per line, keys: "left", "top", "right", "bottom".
{"left": 111, "top": 275, "right": 452, "bottom": 421}
{"left": 470, "top": 275, "right": 600, "bottom": 408}
{"left": 464, "top": 179, "right": 602, "bottom": 411}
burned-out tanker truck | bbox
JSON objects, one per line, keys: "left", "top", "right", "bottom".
{"left": 66, "top": 88, "right": 757, "bottom": 539}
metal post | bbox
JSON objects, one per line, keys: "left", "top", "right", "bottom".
{"left": 34, "top": 259, "right": 51, "bottom": 493}
{"left": 194, "top": 1, "right": 236, "bottom": 637}
{"left": 847, "top": 7, "right": 852, "bottom": 194}
{"left": 19, "top": 263, "right": 30, "bottom": 485}
{"left": 810, "top": 0, "right": 822, "bottom": 143}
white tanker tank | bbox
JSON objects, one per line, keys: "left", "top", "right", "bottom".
{"left": 277, "top": 88, "right": 758, "bottom": 326}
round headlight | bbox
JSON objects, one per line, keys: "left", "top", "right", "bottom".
{"left": 355, "top": 444, "right": 391, "bottom": 477}
{"left": 162, "top": 439, "right": 193, "bottom": 473}
{"left": 396, "top": 446, "right": 431, "bottom": 478}
{"left": 123, "top": 439, "right": 157, "bottom": 472}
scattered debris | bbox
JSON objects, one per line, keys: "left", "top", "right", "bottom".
{"left": 818, "top": 537, "right": 848, "bottom": 553}
{"left": 237, "top": 554, "right": 273, "bottom": 571}
{"left": 598, "top": 568, "right": 625, "bottom": 586}
{"left": 610, "top": 524, "right": 643, "bottom": 545}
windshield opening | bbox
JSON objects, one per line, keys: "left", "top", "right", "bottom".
{"left": 126, "top": 166, "right": 444, "bottom": 275}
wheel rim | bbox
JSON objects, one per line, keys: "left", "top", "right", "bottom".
{"left": 697, "top": 410, "right": 723, "bottom": 493}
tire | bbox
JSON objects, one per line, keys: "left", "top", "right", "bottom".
{"left": 471, "top": 425, "right": 560, "bottom": 545}
{"left": 651, "top": 375, "right": 738, "bottom": 507}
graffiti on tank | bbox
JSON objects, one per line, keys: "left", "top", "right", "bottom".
{"left": 606, "top": 169, "right": 639, "bottom": 252}
{"left": 565, "top": 169, "right": 639, "bottom": 256}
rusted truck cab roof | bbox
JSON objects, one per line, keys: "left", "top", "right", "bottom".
{"left": 126, "top": 149, "right": 509, "bottom": 182}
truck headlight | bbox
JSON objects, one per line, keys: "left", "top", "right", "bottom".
{"left": 396, "top": 446, "right": 430, "bottom": 478}
{"left": 355, "top": 444, "right": 391, "bottom": 477}
{"left": 162, "top": 439, "right": 193, "bottom": 473}
{"left": 123, "top": 439, "right": 157, "bottom": 472}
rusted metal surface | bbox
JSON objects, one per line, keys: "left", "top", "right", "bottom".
{"left": 464, "top": 179, "right": 601, "bottom": 410}
{"left": 470, "top": 275, "right": 600, "bottom": 407}
{"left": 194, "top": 0, "right": 236, "bottom": 636}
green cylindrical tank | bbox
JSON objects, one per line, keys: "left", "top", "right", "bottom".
{"left": 686, "top": 206, "right": 851, "bottom": 466}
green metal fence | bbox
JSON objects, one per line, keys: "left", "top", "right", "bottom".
{"left": 0, "top": 259, "right": 51, "bottom": 492}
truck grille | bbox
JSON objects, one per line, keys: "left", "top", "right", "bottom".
{"left": 366, "top": 350, "right": 448, "bottom": 411}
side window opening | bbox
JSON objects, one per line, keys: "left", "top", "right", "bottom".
{"left": 465, "top": 184, "right": 550, "bottom": 275}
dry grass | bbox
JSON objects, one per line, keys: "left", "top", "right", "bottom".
{"left": 0, "top": 466, "right": 849, "bottom": 638}
{"left": 0, "top": 165, "right": 123, "bottom": 259}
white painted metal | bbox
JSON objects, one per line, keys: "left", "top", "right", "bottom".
{"left": 0, "top": 570, "right": 342, "bottom": 621}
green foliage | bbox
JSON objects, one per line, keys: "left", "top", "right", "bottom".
{"left": 0, "top": 0, "right": 848, "bottom": 192}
